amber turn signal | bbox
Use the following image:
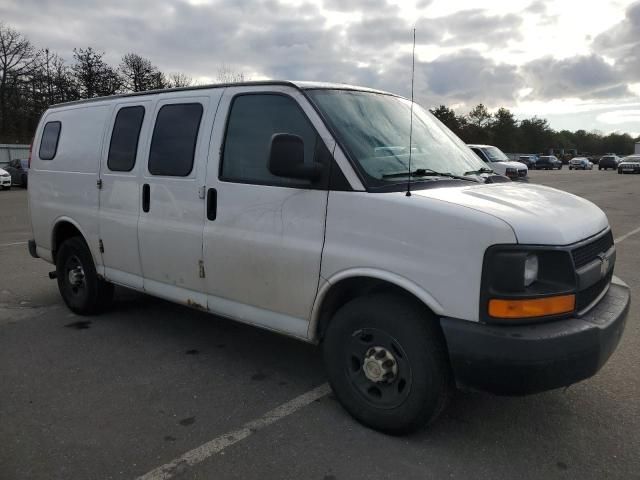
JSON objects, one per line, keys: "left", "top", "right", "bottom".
{"left": 488, "top": 294, "right": 575, "bottom": 319}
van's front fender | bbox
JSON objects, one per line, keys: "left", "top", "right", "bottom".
{"left": 308, "top": 267, "right": 445, "bottom": 342}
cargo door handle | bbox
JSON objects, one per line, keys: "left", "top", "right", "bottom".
{"left": 142, "top": 184, "right": 150, "bottom": 213}
{"left": 206, "top": 188, "right": 217, "bottom": 221}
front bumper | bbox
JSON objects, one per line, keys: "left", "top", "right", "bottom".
{"left": 619, "top": 165, "right": 640, "bottom": 173}
{"left": 0, "top": 176, "right": 11, "bottom": 186}
{"left": 440, "top": 275, "right": 630, "bottom": 395}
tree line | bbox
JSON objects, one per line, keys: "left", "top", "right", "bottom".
{"left": 430, "top": 104, "right": 639, "bottom": 157}
{"left": 0, "top": 23, "right": 248, "bottom": 144}
{"left": 1, "top": 22, "right": 638, "bottom": 154}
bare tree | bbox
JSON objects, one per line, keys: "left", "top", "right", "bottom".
{"left": 36, "top": 49, "right": 78, "bottom": 105}
{"left": 119, "top": 53, "right": 163, "bottom": 92}
{"left": 215, "top": 64, "right": 249, "bottom": 83}
{"left": 72, "top": 47, "right": 121, "bottom": 98}
{"left": 0, "top": 23, "right": 37, "bottom": 138}
{"left": 166, "top": 72, "right": 193, "bottom": 88}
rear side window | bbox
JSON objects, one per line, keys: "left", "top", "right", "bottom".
{"left": 221, "top": 94, "right": 319, "bottom": 186}
{"left": 107, "top": 106, "right": 145, "bottom": 172}
{"left": 148, "top": 103, "right": 203, "bottom": 176}
{"left": 39, "top": 121, "right": 61, "bottom": 160}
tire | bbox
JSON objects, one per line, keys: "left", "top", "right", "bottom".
{"left": 2, "top": 185, "right": 10, "bottom": 190}
{"left": 569, "top": 166, "right": 572, "bottom": 170}
{"left": 21, "top": 174, "right": 27, "bottom": 188}
{"left": 323, "top": 294, "right": 452, "bottom": 435}
{"left": 55, "top": 236, "right": 114, "bottom": 314}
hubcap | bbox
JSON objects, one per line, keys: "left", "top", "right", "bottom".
{"left": 64, "top": 255, "right": 86, "bottom": 295}
{"left": 363, "top": 346, "right": 398, "bottom": 383}
{"left": 68, "top": 266, "right": 85, "bottom": 286}
{"left": 346, "top": 328, "right": 412, "bottom": 409}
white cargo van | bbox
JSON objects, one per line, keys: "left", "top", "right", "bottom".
{"left": 27, "top": 81, "right": 630, "bottom": 434}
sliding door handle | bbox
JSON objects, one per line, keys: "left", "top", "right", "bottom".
{"left": 206, "top": 188, "right": 217, "bottom": 221}
{"left": 142, "top": 183, "right": 150, "bottom": 212}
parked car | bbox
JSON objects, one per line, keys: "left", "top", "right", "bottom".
{"left": 599, "top": 155, "right": 621, "bottom": 170}
{"left": 468, "top": 144, "right": 528, "bottom": 180}
{"left": 518, "top": 154, "right": 538, "bottom": 168}
{"left": 617, "top": 155, "right": 640, "bottom": 174}
{"left": 5, "top": 158, "right": 29, "bottom": 188}
{"left": 535, "top": 155, "right": 563, "bottom": 170}
{"left": 0, "top": 167, "right": 11, "bottom": 189}
{"left": 26, "top": 80, "right": 630, "bottom": 434}
{"left": 569, "top": 157, "right": 593, "bottom": 170}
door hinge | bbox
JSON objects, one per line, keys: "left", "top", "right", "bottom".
{"left": 198, "top": 260, "right": 205, "bottom": 278}
{"left": 99, "top": 239, "right": 104, "bottom": 253}
{"left": 97, "top": 178, "right": 103, "bottom": 189}
{"left": 198, "top": 185, "right": 206, "bottom": 199}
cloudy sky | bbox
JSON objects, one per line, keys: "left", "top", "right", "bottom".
{"left": 2, "top": 0, "right": 639, "bottom": 135}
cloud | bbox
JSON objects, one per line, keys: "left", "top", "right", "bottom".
{"left": 419, "top": 50, "right": 524, "bottom": 105}
{"left": 432, "top": 9, "right": 524, "bottom": 46}
{"left": 593, "top": 0, "right": 640, "bottom": 81}
{"left": 0, "top": 0, "right": 636, "bottom": 119}
{"left": 524, "top": 0, "right": 557, "bottom": 25}
{"left": 525, "top": 0, "right": 547, "bottom": 15}
{"left": 522, "top": 54, "right": 631, "bottom": 100}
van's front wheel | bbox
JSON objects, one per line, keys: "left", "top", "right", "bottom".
{"left": 323, "top": 294, "right": 452, "bottom": 435}
{"left": 56, "top": 237, "right": 114, "bottom": 314}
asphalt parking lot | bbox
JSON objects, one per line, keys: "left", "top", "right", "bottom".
{"left": 1, "top": 169, "right": 639, "bottom": 480}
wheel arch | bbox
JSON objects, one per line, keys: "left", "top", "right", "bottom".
{"left": 308, "top": 268, "right": 444, "bottom": 343}
{"left": 51, "top": 217, "right": 94, "bottom": 264}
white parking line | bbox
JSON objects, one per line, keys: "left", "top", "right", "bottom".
{"left": 0, "top": 241, "right": 27, "bottom": 248}
{"left": 136, "top": 383, "right": 331, "bottom": 480}
{"left": 615, "top": 226, "right": 640, "bottom": 245}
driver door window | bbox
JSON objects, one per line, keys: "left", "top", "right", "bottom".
{"left": 220, "top": 94, "right": 326, "bottom": 187}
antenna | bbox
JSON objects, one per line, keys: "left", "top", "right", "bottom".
{"left": 406, "top": 27, "right": 416, "bottom": 197}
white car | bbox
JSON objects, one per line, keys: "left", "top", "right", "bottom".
{"left": 617, "top": 155, "right": 640, "bottom": 174}
{"left": 569, "top": 157, "right": 594, "bottom": 170}
{"left": 27, "top": 81, "right": 630, "bottom": 434}
{"left": 467, "top": 144, "right": 528, "bottom": 180}
{"left": 0, "top": 167, "right": 12, "bottom": 189}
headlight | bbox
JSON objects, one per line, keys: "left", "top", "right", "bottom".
{"left": 481, "top": 247, "right": 576, "bottom": 323}
{"left": 524, "top": 254, "right": 538, "bottom": 287}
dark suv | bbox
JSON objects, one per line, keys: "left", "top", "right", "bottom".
{"left": 535, "top": 155, "right": 563, "bottom": 170}
{"left": 599, "top": 155, "right": 621, "bottom": 170}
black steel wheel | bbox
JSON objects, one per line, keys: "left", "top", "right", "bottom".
{"left": 323, "top": 294, "right": 452, "bottom": 434}
{"left": 345, "top": 328, "right": 412, "bottom": 409}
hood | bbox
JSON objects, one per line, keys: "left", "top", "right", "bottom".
{"left": 0, "top": 167, "right": 8, "bottom": 175}
{"left": 412, "top": 182, "right": 608, "bottom": 245}
{"left": 495, "top": 161, "right": 527, "bottom": 170}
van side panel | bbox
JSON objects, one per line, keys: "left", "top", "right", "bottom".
{"left": 30, "top": 105, "right": 110, "bottom": 263}
{"left": 320, "top": 191, "right": 517, "bottom": 323}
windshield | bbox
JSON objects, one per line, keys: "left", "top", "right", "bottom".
{"left": 482, "top": 146, "right": 510, "bottom": 162}
{"left": 306, "top": 90, "right": 487, "bottom": 187}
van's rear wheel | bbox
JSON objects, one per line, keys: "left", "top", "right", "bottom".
{"left": 323, "top": 294, "right": 452, "bottom": 435}
{"left": 56, "top": 236, "right": 113, "bottom": 314}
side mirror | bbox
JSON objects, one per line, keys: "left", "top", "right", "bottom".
{"left": 268, "top": 133, "right": 323, "bottom": 181}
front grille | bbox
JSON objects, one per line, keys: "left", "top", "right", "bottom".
{"left": 518, "top": 169, "right": 527, "bottom": 177}
{"left": 571, "top": 231, "right": 614, "bottom": 269}
{"left": 576, "top": 271, "right": 612, "bottom": 312}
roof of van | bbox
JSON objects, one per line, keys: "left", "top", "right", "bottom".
{"left": 49, "top": 80, "right": 397, "bottom": 109}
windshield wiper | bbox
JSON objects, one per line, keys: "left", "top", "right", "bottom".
{"left": 382, "top": 168, "right": 477, "bottom": 182}
{"left": 464, "top": 167, "right": 494, "bottom": 175}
